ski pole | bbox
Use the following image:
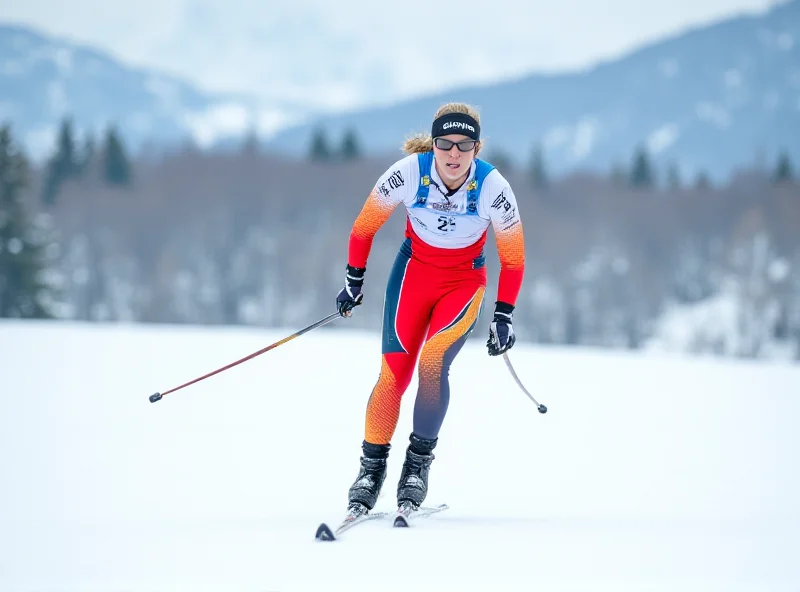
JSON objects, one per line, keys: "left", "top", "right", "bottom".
{"left": 149, "top": 311, "right": 341, "bottom": 403}
{"left": 503, "top": 352, "right": 547, "bottom": 413}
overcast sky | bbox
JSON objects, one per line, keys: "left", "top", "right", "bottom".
{"left": 0, "top": 0, "right": 785, "bottom": 109}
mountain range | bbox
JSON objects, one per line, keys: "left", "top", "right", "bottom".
{"left": 0, "top": 23, "right": 301, "bottom": 160}
{"left": 264, "top": 0, "right": 800, "bottom": 181}
{"left": 2, "top": 1, "right": 799, "bottom": 180}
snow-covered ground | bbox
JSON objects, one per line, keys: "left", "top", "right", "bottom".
{"left": 1, "top": 319, "right": 798, "bottom": 591}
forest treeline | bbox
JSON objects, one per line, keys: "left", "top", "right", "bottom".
{"left": 1, "top": 118, "right": 798, "bottom": 360}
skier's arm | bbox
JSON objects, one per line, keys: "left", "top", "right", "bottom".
{"left": 488, "top": 184, "right": 525, "bottom": 306}
{"left": 337, "top": 184, "right": 404, "bottom": 317}
{"left": 348, "top": 187, "right": 401, "bottom": 267}
{"left": 348, "top": 160, "right": 413, "bottom": 267}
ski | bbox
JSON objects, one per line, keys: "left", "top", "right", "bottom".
{"left": 393, "top": 502, "right": 449, "bottom": 527}
{"left": 315, "top": 503, "right": 449, "bottom": 540}
{"left": 315, "top": 505, "right": 389, "bottom": 541}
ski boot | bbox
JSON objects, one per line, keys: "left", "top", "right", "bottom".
{"left": 347, "top": 441, "right": 390, "bottom": 513}
{"left": 396, "top": 433, "right": 437, "bottom": 509}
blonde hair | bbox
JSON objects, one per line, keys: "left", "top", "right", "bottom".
{"left": 402, "top": 102, "right": 483, "bottom": 155}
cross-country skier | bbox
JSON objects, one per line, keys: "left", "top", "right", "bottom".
{"left": 335, "top": 102, "right": 525, "bottom": 517}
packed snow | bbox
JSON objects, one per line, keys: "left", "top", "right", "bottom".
{"left": 1, "top": 319, "right": 798, "bottom": 591}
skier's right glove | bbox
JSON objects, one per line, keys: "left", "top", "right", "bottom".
{"left": 336, "top": 264, "right": 365, "bottom": 317}
{"left": 486, "top": 301, "right": 516, "bottom": 356}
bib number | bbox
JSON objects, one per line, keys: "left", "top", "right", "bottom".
{"left": 437, "top": 215, "right": 455, "bottom": 232}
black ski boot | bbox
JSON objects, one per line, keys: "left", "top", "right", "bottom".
{"left": 347, "top": 441, "right": 390, "bottom": 512}
{"left": 397, "top": 433, "right": 437, "bottom": 509}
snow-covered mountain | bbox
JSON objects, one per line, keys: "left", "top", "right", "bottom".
{"left": 0, "top": 24, "right": 305, "bottom": 160}
{"left": 2, "top": 0, "right": 799, "bottom": 179}
{"left": 265, "top": 0, "right": 800, "bottom": 181}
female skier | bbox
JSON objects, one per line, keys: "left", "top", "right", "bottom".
{"left": 335, "top": 102, "right": 525, "bottom": 516}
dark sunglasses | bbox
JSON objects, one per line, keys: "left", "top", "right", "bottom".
{"left": 433, "top": 137, "right": 478, "bottom": 152}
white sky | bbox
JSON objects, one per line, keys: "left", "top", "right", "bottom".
{"left": 0, "top": 1, "right": 786, "bottom": 109}
{"left": 0, "top": 320, "right": 798, "bottom": 590}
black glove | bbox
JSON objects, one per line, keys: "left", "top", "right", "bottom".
{"left": 336, "top": 264, "right": 365, "bottom": 317}
{"left": 487, "top": 301, "right": 516, "bottom": 356}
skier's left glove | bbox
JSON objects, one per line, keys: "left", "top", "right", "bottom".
{"left": 336, "top": 264, "right": 365, "bottom": 317}
{"left": 487, "top": 301, "right": 516, "bottom": 356}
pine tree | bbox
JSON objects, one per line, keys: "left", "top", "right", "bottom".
{"left": 666, "top": 162, "right": 681, "bottom": 190}
{"left": 41, "top": 116, "right": 79, "bottom": 204}
{"left": 308, "top": 127, "right": 332, "bottom": 162}
{"left": 102, "top": 125, "right": 132, "bottom": 186}
{"left": 774, "top": 151, "right": 794, "bottom": 184}
{"left": 340, "top": 128, "right": 361, "bottom": 161}
{"left": 241, "top": 127, "right": 260, "bottom": 156}
{"left": 529, "top": 143, "right": 547, "bottom": 190}
{"left": 77, "top": 133, "right": 96, "bottom": 176}
{"left": 0, "top": 125, "right": 54, "bottom": 318}
{"left": 694, "top": 170, "right": 712, "bottom": 190}
{"left": 630, "top": 145, "right": 655, "bottom": 189}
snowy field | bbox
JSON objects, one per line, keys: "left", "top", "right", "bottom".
{"left": 1, "top": 318, "right": 799, "bottom": 592}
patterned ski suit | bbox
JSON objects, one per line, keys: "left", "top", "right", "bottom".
{"left": 348, "top": 151, "right": 525, "bottom": 444}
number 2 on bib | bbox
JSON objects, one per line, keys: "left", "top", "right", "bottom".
{"left": 437, "top": 215, "right": 455, "bottom": 232}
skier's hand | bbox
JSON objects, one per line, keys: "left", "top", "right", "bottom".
{"left": 336, "top": 264, "right": 365, "bottom": 317}
{"left": 486, "top": 301, "right": 515, "bottom": 356}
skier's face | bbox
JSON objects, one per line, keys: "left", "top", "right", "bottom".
{"left": 433, "top": 134, "right": 478, "bottom": 188}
